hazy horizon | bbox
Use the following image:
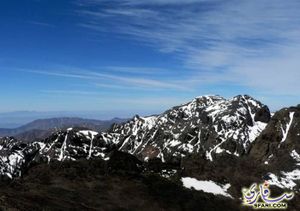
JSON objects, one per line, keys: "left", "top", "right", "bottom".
{"left": 0, "top": 93, "right": 295, "bottom": 128}
{"left": 0, "top": 109, "right": 162, "bottom": 128}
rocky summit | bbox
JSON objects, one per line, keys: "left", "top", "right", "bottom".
{"left": 109, "top": 94, "right": 270, "bottom": 162}
{"left": 0, "top": 95, "right": 299, "bottom": 210}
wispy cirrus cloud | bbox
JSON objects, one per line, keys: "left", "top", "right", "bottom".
{"left": 78, "top": 0, "right": 210, "bottom": 6}
{"left": 40, "top": 90, "right": 102, "bottom": 96}
{"left": 20, "top": 68, "right": 193, "bottom": 91}
{"left": 102, "top": 66, "right": 174, "bottom": 75}
{"left": 26, "top": 20, "right": 55, "bottom": 27}
{"left": 76, "top": 0, "right": 300, "bottom": 98}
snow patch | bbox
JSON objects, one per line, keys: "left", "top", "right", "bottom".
{"left": 290, "top": 150, "right": 300, "bottom": 163}
{"left": 141, "top": 116, "right": 157, "bottom": 129}
{"left": 248, "top": 121, "right": 267, "bottom": 143}
{"left": 79, "top": 130, "right": 98, "bottom": 138}
{"left": 58, "top": 134, "right": 68, "bottom": 161}
{"left": 181, "top": 177, "right": 232, "bottom": 198}
{"left": 267, "top": 169, "right": 300, "bottom": 190}
{"left": 280, "top": 112, "right": 295, "bottom": 144}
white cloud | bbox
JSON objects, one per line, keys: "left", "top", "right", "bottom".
{"left": 77, "top": 0, "right": 300, "bottom": 98}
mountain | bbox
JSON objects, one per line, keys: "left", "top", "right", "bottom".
{"left": 0, "top": 95, "right": 299, "bottom": 210}
{"left": 107, "top": 95, "right": 270, "bottom": 162}
{"left": 0, "top": 117, "right": 127, "bottom": 142}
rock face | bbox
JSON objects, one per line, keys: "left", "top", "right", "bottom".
{"left": 249, "top": 106, "right": 300, "bottom": 190}
{"left": 250, "top": 106, "right": 300, "bottom": 161}
{"left": 0, "top": 137, "right": 38, "bottom": 178}
{"left": 0, "top": 130, "right": 116, "bottom": 178}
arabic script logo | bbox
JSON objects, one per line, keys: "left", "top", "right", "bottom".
{"left": 242, "top": 181, "right": 294, "bottom": 209}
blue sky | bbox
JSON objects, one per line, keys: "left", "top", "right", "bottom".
{"left": 0, "top": 0, "right": 300, "bottom": 119}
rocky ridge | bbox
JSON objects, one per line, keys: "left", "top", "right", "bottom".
{"left": 0, "top": 94, "right": 299, "bottom": 197}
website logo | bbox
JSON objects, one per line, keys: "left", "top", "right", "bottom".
{"left": 242, "top": 181, "right": 294, "bottom": 209}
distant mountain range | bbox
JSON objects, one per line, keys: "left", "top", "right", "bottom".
{"left": 0, "top": 110, "right": 158, "bottom": 128}
{"left": 0, "top": 95, "right": 299, "bottom": 210}
{"left": 0, "top": 117, "right": 127, "bottom": 142}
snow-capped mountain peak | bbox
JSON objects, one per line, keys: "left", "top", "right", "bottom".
{"left": 107, "top": 95, "right": 270, "bottom": 162}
